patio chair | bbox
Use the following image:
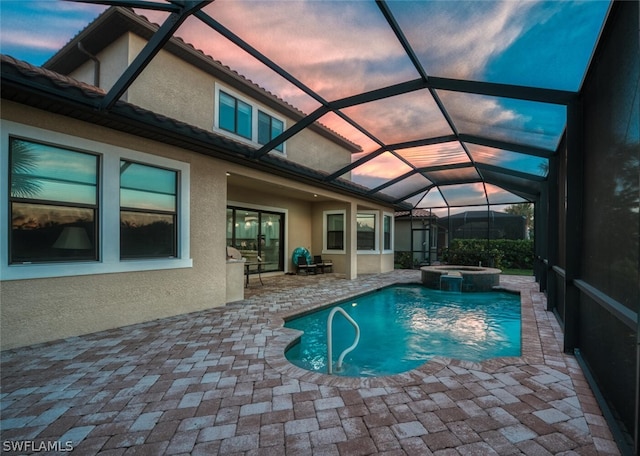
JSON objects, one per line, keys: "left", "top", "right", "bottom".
{"left": 313, "top": 255, "right": 333, "bottom": 273}
{"left": 296, "top": 256, "right": 317, "bottom": 275}
{"left": 226, "top": 246, "right": 242, "bottom": 260}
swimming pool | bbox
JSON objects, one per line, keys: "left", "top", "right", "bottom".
{"left": 284, "top": 285, "right": 521, "bottom": 377}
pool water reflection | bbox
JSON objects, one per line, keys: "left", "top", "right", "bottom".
{"left": 285, "top": 285, "right": 521, "bottom": 377}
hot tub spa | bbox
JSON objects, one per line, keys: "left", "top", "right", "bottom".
{"left": 421, "top": 265, "right": 501, "bottom": 292}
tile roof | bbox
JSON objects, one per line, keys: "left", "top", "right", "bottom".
{"left": 43, "top": 6, "right": 361, "bottom": 153}
{"left": 1, "top": 53, "right": 402, "bottom": 208}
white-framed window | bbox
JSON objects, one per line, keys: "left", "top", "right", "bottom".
{"left": 1, "top": 120, "right": 192, "bottom": 280}
{"left": 214, "top": 83, "right": 286, "bottom": 154}
{"left": 383, "top": 212, "right": 394, "bottom": 253}
{"left": 218, "top": 90, "right": 252, "bottom": 140}
{"left": 120, "top": 160, "right": 178, "bottom": 259}
{"left": 357, "top": 211, "right": 379, "bottom": 254}
{"left": 323, "top": 209, "right": 345, "bottom": 254}
{"left": 8, "top": 137, "right": 99, "bottom": 264}
{"left": 258, "top": 110, "right": 284, "bottom": 152}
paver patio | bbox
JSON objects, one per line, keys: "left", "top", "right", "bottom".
{"left": 1, "top": 271, "right": 620, "bottom": 455}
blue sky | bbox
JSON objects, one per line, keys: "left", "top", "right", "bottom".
{"left": 0, "top": 1, "right": 106, "bottom": 65}
{"left": 0, "top": 0, "right": 612, "bottom": 210}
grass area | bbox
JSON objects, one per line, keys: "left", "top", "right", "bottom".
{"left": 501, "top": 268, "right": 534, "bottom": 276}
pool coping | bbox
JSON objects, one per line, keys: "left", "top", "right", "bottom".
{"left": 264, "top": 279, "right": 544, "bottom": 389}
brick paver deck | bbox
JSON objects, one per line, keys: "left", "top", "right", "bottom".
{"left": 1, "top": 271, "right": 620, "bottom": 455}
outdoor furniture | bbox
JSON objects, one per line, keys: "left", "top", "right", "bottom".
{"left": 226, "top": 246, "right": 242, "bottom": 260}
{"left": 244, "top": 256, "right": 264, "bottom": 287}
{"left": 313, "top": 255, "right": 333, "bottom": 273}
{"left": 296, "top": 256, "right": 316, "bottom": 275}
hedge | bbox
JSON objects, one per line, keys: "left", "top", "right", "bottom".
{"left": 441, "top": 239, "right": 534, "bottom": 270}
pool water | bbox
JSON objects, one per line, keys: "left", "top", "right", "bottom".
{"left": 285, "top": 285, "right": 521, "bottom": 377}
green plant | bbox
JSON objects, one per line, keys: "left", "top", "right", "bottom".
{"left": 441, "top": 239, "right": 533, "bottom": 269}
{"left": 394, "top": 251, "right": 413, "bottom": 269}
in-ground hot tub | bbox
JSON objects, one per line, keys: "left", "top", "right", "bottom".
{"left": 421, "top": 265, "right": 501, "bottom": 292}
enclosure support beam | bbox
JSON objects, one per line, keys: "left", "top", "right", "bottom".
{"left": 345, "top": 202, "right": 358, "bottom": 281}
{"left": 563, "top": 100, "right": 584, "bottom": 353}
{"left": 100, "top": 1, "right": 208, "bottom": 111}
{"left": 534, "top": 192, "right": 546, "bottom": 290}
{"left": 545, "top": 153, "right": 559, "bottom": 309}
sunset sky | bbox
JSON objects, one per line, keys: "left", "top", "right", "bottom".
{"left": 0, "top": 0, "right": 611, "bottom": 213}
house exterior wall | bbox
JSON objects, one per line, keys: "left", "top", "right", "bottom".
{"left": 2, "top": 25, "right": 395, "bottom": 350}
{"left": 1, "top": 101, "right": 228, "bottom": 350}
{"left": 73, "top": 34, "right": 133, "bottom": 100}
{"left": 227, "top": 182, "right": 313, "bottom": 273}
{"left": 69, "top": 32, "right": 352, "bottom": 174}
{"left": 0, "top": 99, "right": 394, "bottom": 350}
{"left": 311, "top": 201, "right": 348, "bottom": 272}
{"left": 286, "top": 133, "right": 350, "bottom": 175}
{"left": 126, "top": 34, "right": 217, "bottom": 132}
{"left": 310, "top": 202, "right": 394, "bottom": 276}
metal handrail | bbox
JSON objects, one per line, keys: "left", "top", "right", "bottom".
{"left": 327, "top": 306, "right": 360, "bottom": 375}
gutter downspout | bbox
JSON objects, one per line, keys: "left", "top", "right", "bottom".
{"left": 77, "top": 42, "right": 100, "bottom": 87}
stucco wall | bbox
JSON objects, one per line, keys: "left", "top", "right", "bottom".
{"left": 1, "top": 102, "right": 228, "bottom": 350}
{"left": 357, "top": 254, "right": 379, "bottom": 275}
{"left": 381, "top": 252, "right": 394, "bottom": 272}
{"left": 72, "top": 34, "right": 134, "bottom": 101}
{"left": 358, "top": 244, "right": 394, "bottom": 274}
{"left": 311, "top": 201, "right": 349, "bottom": 273}
{"left": 227, "top": 180, "right": 313, "bottom": 273}
{"left": 1, "top": 100, "right": 394, "bottom": 349}
{"left": 69, "top": 32, "right": 354, "bottom": 174}
{"left": 310, "top": 201, "right": 394, "bottom": 275}
{"left": 287, "top": 132, "right": 351, "bottom": 174}
{"left": 127, "top": 35, "right": 217, "bottom": 131}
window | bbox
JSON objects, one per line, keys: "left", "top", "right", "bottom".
{"left": 219, "top": 90, "right": 252, "bottom": 139}
{"left": 383, "top": 213, "right": 393, "bottom": 251}
{"left": 258, "top": 111, "right": 284, "bottom": 152}
{"left": 1, "top": 121, "right": 192, "bottom": 280}
{"left": 357, "top": 213, "right": 377, "bottom": 251}
{"left": 215, "top": 84, "right": 286, "bottom": 154}
{"left": 120, "top": 161, "right": 177, "bottom": 259}
{"left": 9, "top": 138, "right": 98, "bottom": 263}
{"left": 324, "top": 211, "right": 345, "bottom": 252}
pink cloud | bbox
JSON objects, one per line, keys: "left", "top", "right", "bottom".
{"left": 141, "top": 1, "right": 417, "bottom": 113}
{"left": 340, "top": 90, "right": 453, "bottom": 145}
{"left": 352, "top": 152, "right": 412, "bottom": 179}
{"left": 1, "top": 31, "right": 63, "bottom": 52}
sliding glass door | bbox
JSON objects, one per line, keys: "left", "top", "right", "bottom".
{"left": 226, "top": 206, "right": 284, "bottom": 273}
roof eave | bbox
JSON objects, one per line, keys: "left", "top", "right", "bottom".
{"left": 43, "top": 6, "right": 361, "bottom": 153}
{"left": 2, "top": 61, "right": 401, "bottom": 210}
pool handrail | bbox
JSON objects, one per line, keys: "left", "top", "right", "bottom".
{"left": 327, "top": 306, "right": 360, "bottom": 375}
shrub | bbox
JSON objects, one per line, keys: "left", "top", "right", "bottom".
{"left": 441, "top": 239, "right": 533, "bottom": 269}
{"left": 394, "top": 251, "right": 413, "bottom": 269}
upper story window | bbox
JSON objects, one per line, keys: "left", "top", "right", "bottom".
{"left": 219, "top": 91, "right": 252, "bottom": 139}
{"left": 1, "top": 121, "right": 192, "bottom": 280}
{"left": 214, "top": 84, "right": 286, "bottom": 154}
{"left": 9, "top": 138, "right": 99, "bottom": 263}
{"left": 258, "top": 111, "right": 284, "bottom": 152}
{"left": 120, "top": 161, "right": 177, "bottom": 259}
